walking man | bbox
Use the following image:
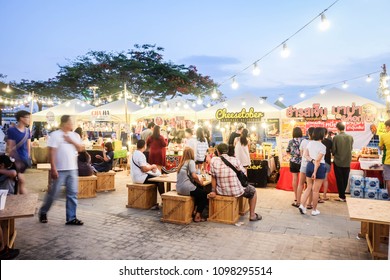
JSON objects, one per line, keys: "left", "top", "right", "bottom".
{"left": 39, "top": 115, "right": 84, "bottom": 225}
{"left": 332, "top": 122, "right": 354, "bottom": 202}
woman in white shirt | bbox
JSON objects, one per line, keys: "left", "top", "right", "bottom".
{"left": 234, "top": 128, "right": 251, "bottom": 169}
{"left": 299, "top": 127, "right": 327, "bottom": 216}
{"left": 195, "top": 127, "right": 209, "bottom": 171}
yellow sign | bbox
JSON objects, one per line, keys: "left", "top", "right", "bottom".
{"left": 215, "top": 107, "right": 264, "bottom": 122}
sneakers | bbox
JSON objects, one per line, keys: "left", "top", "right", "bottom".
{"left": 0, "top": 246, "right": 20, "bottom": 260}
{"left": 39, "top": 213, "right": 48, "bottom": 223}
{"left": 311, "top": 209, "right": 321, "bottom": 216}
{"left": 335, "top": 198, "right": 346, "bottom": 202}
{"left": 298, "top": 204, "right": 307, "bottom": 214}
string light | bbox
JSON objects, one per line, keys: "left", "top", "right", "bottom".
{"left": 192, "top": 103, "right": 196, "bottom": 108}
{"left": 241, "top": 100, "right": 246, "bottom": 106}
{"left": 366, "top": 75, "right": 373, "bottom": 83}
{"left": 196, "top": 97, "right": 203, "bottom": 105}
{"left": 299, "top": 91, "right": 306, "bottom": 98}
{"left": 252, "top": 63, "right": 261, "bottom": 76}
{"left": 278, "top": 96, "right": 284, "bottom": 102}
{"left": 259, "top": 98, "right": 264, "bottom": 104}
{"left": 281, "top": 43, "right": 290, "bottom": 58}
{"left": 231, "top": 77, "right": 239, "bottom": 89}
{"left": 319, "top": 13, "right": 330, "bottom": 31}
{"left": 184, "top": 103, "right": 189, "bottom": 109}
{"left": 320, "top": 88, "right": 326, "bottom": 94}
{"left": 342, "top": 81, "right": 349, "bottom": 89}
{"left": 211, "top": 88, "right": 218, "bottom": 99}
{"left": 3, "top": 85, "right": 11, "bottom": 93}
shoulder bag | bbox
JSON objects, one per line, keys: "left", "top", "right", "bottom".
{"left": 220, "top": 156, "right": 248, "bottom": 188}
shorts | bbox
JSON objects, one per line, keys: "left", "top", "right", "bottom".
{"left": 306, "top": 162, "right": 326, "bottom": 179}
{"left": 325, "top": 163, "right": 331, "bottom": 174}
{"left": 241, "top": 184, "right": 256, "bottom": 199}
{"left": 383, "top": 164, "right": 390, "bottom": 181}
{"left": 300, "top": 162, "right": 307, "bottom": 173}
{"left": 195, "top": 160, "right": 204, "bottom": 165}
{"left": 289, "top": 161, "right": 301, "bottom": 173}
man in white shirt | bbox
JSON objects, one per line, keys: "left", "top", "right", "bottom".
{"left": 140, "top": 122, "right": 155, "bottom": 160}
{"left": 39, "top": 115, "right": 84, "bottom": 225}
{"left": 184, "top": 128, "right": 197, "bottom": 156}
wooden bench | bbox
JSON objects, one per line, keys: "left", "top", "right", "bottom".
{"left": 78, "top": 176, "right": 97, "bottom": 198}
{"left": 208, "top": 195, "right": 239, "bottom": 224}
{"left": 161, "top": 191, "right": 194, "bottom": 224}
{"left": 126, "top": 183, "right": 157, "bottom": 209}
{"left": 239, "top": 197, "right": 249, "bottom": 216}
{"left": 96, "top": 171, "right": 116, "bottom": 192}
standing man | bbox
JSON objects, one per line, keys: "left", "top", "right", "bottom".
{"left": 140, "top": 122, "right": 155, "bottom": 160}
{"left": 228, "top": 123, "right": 245, "bottom": 156}
{"left": 379, "top": 119, "right": 390, "bottom": 197}
{"left": 332, "top": 122, "right": 354, "bottom": 202}
{"left": 6, "top": 110, "right": 32, "bottom": 194}
{"left": 39, "top": 115, "right": 84, "bottom": 225}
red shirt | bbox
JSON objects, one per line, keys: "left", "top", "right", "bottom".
{"left": 210, "top": 154, "right": 245, "bottom": 197}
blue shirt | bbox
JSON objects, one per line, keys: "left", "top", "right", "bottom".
{"left": 7, "top": 127, "right": 31, "bottom": 161}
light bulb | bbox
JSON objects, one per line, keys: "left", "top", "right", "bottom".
{"left": 177, "top": 102, "right": 181, "bottom": 107}
{"left": 342, "top": 82, "right": 349, "bottom": 89}
{"left": 366, "top": 75, "right": 372, "bottom": 83}
{"left": 259, "top": 98, "right": 264, "bottom": 104}
{"left": 231, "top": 78, "right": 239, "bottom": 89}
{"left": 281, "top": 43, "right": 290, "bottom": 58}
{"left": 299, "top": 92, "right": 305, "bottom": 98}
{"left": 196, "top": 97, "right": 203, "bottom": 105}
{"left": 241, "top": 100, "right": 246, "bottom": 106}
{"left": 223, "top": 102, "right": 228, "bottom": 108}
{"left": 184, "top": 103, "right": 189, "bottom": 109}
{"left": 251, "top": 125, "right": 256, "bottom": 132}
{"left": 320, "top": 88, "right": 326, "bottom": 94}
{"left": 319, "top": 13, "right": 330, "bottom": 31}
{"left": 108, "top": 96, "right": 112, "bottom": 102}
{"left": 211, "top": 88, "right": 218, "bottom": 99}
{"left": 384, "top": 89, "right": 390, "bottom": 95}
{"left": 261, "top": 122, "right": 267, "bottom": 128}
{"left": 174, "top": 106, "right": 179, "bottom": 111}
{"left": 149, "top": 98, "right": 153, "bottom": 104}
{"left": 141, "top": 103, "right": 145, "bottom": 108}
{"left": 278, "top": 96, "right": 284, "bottom": 102}
{"left": 163, "top": 101, "right": 168, "bottom": 106}
{"left": 3, "top": 85, "right": 11, "bottom": 93}
{"left": 192, "top": 103, "right": 196, "bottom": 107}
{"left": 252, "top": 63, "right": 261, "bottom": 76}
{"left": 387, "top": 95, "right": 390, "bottom": 102}
{"left": 207, "top": 103, "right": 211, "bottom": 108}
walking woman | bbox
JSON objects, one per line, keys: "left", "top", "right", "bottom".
{"left": 286, "top": 127, "right": 303, "bottom": 207}
{"left": 234, "top": 128, "right": 251, "bottom": 170}
{"left": 176, "top": 147, "right": 208, "bottom": 222}
{"left": 147, "top": 125, "right": 167, "bottom": 171}
{"left": 195, "top": 127, "right": 209, "bottom": 171}
{"left": 299, "top": 127, "right": 326, "bottom": 216}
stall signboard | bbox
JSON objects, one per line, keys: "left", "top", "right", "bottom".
{"left": 266, "top": 119, "right": 280, "bottom": 137}
{"left": 90, "top": 109, "right": 111, "bottom": 121}
{"left": 215, "top": 107, "right": 264, "bottom": 122}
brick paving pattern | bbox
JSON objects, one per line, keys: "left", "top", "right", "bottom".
{"left": 12, "top": 168, "right": 370, "bottom": 260}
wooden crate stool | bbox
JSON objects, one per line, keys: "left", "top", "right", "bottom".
{"left": 78, "top": 176, "right": 97, "bottom": 199}
{"left": 239, "top": 196, "right": 249, "bottom": 216}
{"left": 96, "top": 171, "right": 116, "bottom": 192}
{"left": 208, "top": 195, "right": 239, "bottom": 224}
{"left": 161, "top": 191, "right": 194, "bottom": 224}
{"left": 126, "top": 184, "right": 157, "bottom": 209}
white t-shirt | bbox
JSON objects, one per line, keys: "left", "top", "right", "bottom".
{"left": 131, "top": 150, "right": 148, "bottom": 183}
{"left": 48, "top": 130, "right": 81, "bottom": 171}
{"left": 185, "top": 137, "right": 197, "bottom": 155}
{"left": 306, "top": 141, "right": 326, "bottom": 164}
{"left": 299, "top": 139, "right": 310, "bottom": 166}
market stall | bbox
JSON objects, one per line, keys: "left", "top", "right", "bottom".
{"left": 277, "top": 87, "right": 386, "bottom": 192}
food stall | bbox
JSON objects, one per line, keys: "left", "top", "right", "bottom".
{"left": 197, "top": 93, "right": 282, "bottom": 187}
{"left": 132, "top": 97, "right": 198, "bottom": 171}
{"left": 277, "top": 87, "right": 387, "bottom": 192}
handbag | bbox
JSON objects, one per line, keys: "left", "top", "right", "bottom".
{"left": 220, "top": 156, "right": 248, "bottom": 188}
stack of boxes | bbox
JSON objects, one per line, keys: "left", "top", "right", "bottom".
{"left": 350, "top": 175, "right": 389, "bottom": 200}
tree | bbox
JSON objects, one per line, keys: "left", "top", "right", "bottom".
{"left": 15, "top": 44, "right": 221, "bottom": 105}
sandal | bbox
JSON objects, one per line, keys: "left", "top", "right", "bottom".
{"left": 318, "top": 199, "right": 325, "bottom": 203}
{"left": 322, "top": 197, "right": 329, "bottom": 201}
{"left": 307, "top": 205, "right": 313, "bottom": 209}
{"left": 249, "top": 213, "right": 262, "bottom": 222}
{"left": 65, "top": 218, "right": 84, "bottom": 226}
{"left": 291, "top": 202, "right": 300, "bottom": 207}
{"left": 193, "top": 217, "right": 206, "bottom": 223}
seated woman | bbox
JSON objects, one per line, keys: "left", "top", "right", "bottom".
{"left": 78, "top": 151, "right": 94, "bottom": 176}
{"left": 92, "top": 142, "right": 114, "bottom": 172}
{"left": 176, "top": 147, "right": 208, "bottom": 222}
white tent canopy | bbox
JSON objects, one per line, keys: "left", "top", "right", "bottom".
{"left": 197, "top": 92, "right": 281, "bottom": 120}
{"left": 281, "top": 87, "right": 386, "bottom": 149}
{"left": 32, "top": 99, "right": 94, "bottom": 122}
{"left": 77, "top": 99, "right": 141, "bottom": 123}
{"left": 132, "top": 96, "right": 198, "bottom": 121}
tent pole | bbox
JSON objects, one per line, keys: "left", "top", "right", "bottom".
{"left": 29, "top": 91, "right": 34, "bottom": 128}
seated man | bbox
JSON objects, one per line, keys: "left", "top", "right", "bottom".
{"left": 0, "top": 155, "right": 17, "bottom": 194}
{"left": 208, "top": 143, "right": 262, "bottom": 221}
{"left": 130, "top": 140, "right": 165, "bottom": 204}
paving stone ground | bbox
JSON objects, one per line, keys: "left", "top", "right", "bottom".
{"left": 12, "top": 168, "right": 371, "bottom": 260}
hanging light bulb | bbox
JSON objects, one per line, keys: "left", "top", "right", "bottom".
{"left": 252, "top": 62, "right": 261, "bottom": 76}
{"left": 149, "top": 98, "right": 153, "bottom": 104}
{"left": 141, "top": 103, "right": 145, "bottom": 108}
{"left": 107, "top": 96, "right": 112, "bottom": 102}
{"left": 320, "top": 88, "right": 326, "bottom": 94}
{"left": 163, "top": 101, "right": 168, "bottom": 106}
{"left": 251, "top": 125, "right": 256, "bottom": 132}
{"left": 207, "top": 103, "right": 211, "bottom": 108}
{"left": 223, "top": 102, "right": 228, "bottom": 108}
{"left": 241, "top": 100, "right": 246, "bottom": 106}
{"left": 196, "top": 96, "right": 203, "bottom": 105}
{"left": 366, "top": 75, "right": 373, "bottom": 83}
{"left": 278, "top": 96, "right": 284, "bottom": 102}
{"left": 177, "top": 102, "right": 181, "bottom": 107}
{"left": 319, "top": 13, "right": 330, "bottom": 31}
{"left": 261, "top": 122, "right": 267, "bottom": 128}
{"left": 231, "top": 77, "right": 239, "bottom": 89}
{"left": 281, "top": 43, "right": 290, "bottom": 58}
{"left": 3, "top": 85, "right": 11, "bottom": 93}
{"left": 184, "top": 103, "right": 189, "bottom": 109}
{"left": 211, "top": 88, "right": 218, "bottom": 99}
{"left": 259, "top": 98, "right": 264, "bottom": 104}
{"left": 192, "top": 103, "right": 196, "bottom": 108}
{"left": 387, "top": 96, "right": 390, "bottom": 102}
{"left": 299, "top": 91, "right": 306, "bottom": 98}
{"left": 166, "top": 105, "right": 171, "bottom": 112}
{"left": 342, "top": 81, "right": 349, "bottom": 89}
{"left": 384, "top": 89, "right": 390, "bottom": 95}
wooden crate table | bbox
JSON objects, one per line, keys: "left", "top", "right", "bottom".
{"left": 126, "top": 184, "right": 157, "bottom": 209}
{"left": 239, "top": 196, "right": 249, "bottom": 216}
{"left": 148, "top": 172, "right": 211, "bottom": 192}
{"left": 78, "top": 175, "right": 97, "bottom": 198}
{"left": 161, "top": 190, "right": 194, "bottom": 224}
{"left": 0, "top": 194, "right": 38, "bottom": 248}
{"left": 208, "top": 195, "right": 240, "bottom": 225}
{"left": 347, "top": 198, "right": 390, "bottom": 259}
{"left": 96, "top": 170, "right": 116, "bottom": 192}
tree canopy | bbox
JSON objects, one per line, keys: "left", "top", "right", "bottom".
{"left": 13, "top": 44, "right": 221, "bottom": 104}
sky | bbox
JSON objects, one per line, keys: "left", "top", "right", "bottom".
{"left": 0, "top": 0, "right": 389, "bottom": 106}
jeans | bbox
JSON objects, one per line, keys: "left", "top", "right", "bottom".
{"left": 39, "top": 170, "right": 78, "bottom": 222}
{"left": 334, "top": 164, "right": 350, "bottom": 200}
